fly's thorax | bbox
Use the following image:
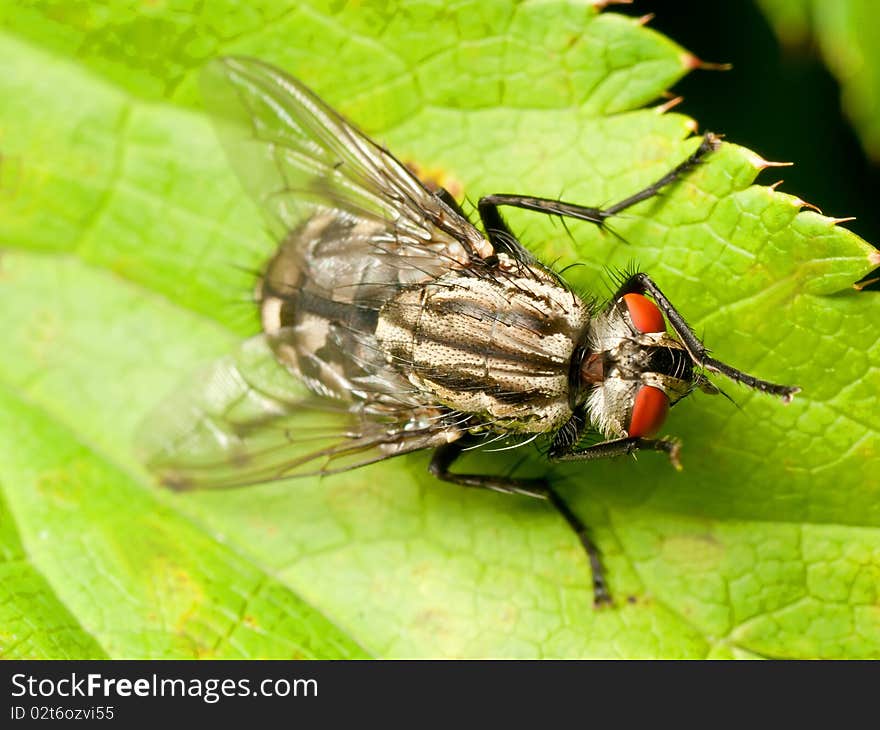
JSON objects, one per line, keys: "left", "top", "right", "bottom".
{"left": 580, "top": 298, "right": 695, "bottom": 438}
{"left": 374, "top": 255, "right": 592, "bottom": 432}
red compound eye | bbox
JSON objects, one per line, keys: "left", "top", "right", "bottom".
{"left": 628, "top": 385, "right": 669, "bottom": 438}
{"left": 622, "top": 293, "right": 665, "bottom": 333}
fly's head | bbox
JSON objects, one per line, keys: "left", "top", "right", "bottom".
{"left": 576, "top": 293, "right": 710, "bottom": 439}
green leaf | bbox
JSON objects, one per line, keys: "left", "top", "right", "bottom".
{"left": 758, "top": 0, "right": 880, "bottom": 161}
{"left": 1, "top": 1, "right": 878, "bottom": 659}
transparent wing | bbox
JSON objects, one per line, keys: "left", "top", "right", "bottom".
{"left": 201, "top": 55, "right": 492, "bottom": 265}
{"left": 138, "top": 336, "right": 459, "bottom": 490}
{"left": 140, "top": 57, "right": 486, "bottom": 490}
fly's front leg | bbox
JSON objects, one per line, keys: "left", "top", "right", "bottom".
{"left": 614, "top": 272, "right": 800, "bottom": 401}
{"left": 478, "top": 132, "right": 721, "bottom": 233}
{"left": 550, "top": 435, "right": 683, "bottom": 470}
{"left": 429, "top": 440, "right": 612, "bottom": 606}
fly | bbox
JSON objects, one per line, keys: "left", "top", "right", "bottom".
{"left": 139, "top": 56, "right": 800, "bottom": 606}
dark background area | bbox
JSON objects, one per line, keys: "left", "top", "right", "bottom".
{"left": 629, "top": 0, "right": 880, "bottom": 285}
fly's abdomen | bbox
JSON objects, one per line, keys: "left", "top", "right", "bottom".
{"left": 256, "top": 212, "right": 424, "bottom": 405}
{"left": 375, "top": 261, "right": 590, "bottom": 432}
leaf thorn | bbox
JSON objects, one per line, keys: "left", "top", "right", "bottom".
{"left": 682, "top": 53, "right": 733, "bottom": 72}
{"left": 795, "top": 197, "right": 823, "bottom": 214}
{"left": 853, "top": 275, "right": 879, "bottom": 291}
{"left": 654, "top": 95, "right": 684, "bottom": 114}
{"left": 749, "top": 152, "right": 794, "bottom": 170}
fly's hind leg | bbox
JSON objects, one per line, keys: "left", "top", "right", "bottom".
{"left": 429, "top": 439, "right": 549, "bottom": 499}
{"left": 477, "top": 132, "right": 721, "bottom": 233}
{"left": 429, "top": 440, "right": 612, "bottom": 606}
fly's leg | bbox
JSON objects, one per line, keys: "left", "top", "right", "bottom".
{"left": 435, "top": 187, "right": 519, "bottom": 259}
{"left": 612, "top": 273, "right": 800, "bottom": 401}
{"left": 543, "top": 488, "right": 611, "bottom": 607}
{"left": 434, "top": 187, "right": 467, "bottom": 218}
{"left": 477, "top": 132, "right": 721, "bottom": 237}
{"left": 540, "top": 424, "right": 691, "bottom": 605}
{"left": 478, "top": 191, "right": 516, "bottom": 241}
{"left": 436, "top": 187, "right": 522, "bottom": 258}
{"left": 429, "top": 440, "right": 548, "bottom": 498}
{"left": 549, "top": 434, "right": 682, "bottom": 469}
{"left": 468, "top": 189, "right": 535, "bottom": 261}
{"left": 429, "top": 440, "right": 612, "bottom": 606}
